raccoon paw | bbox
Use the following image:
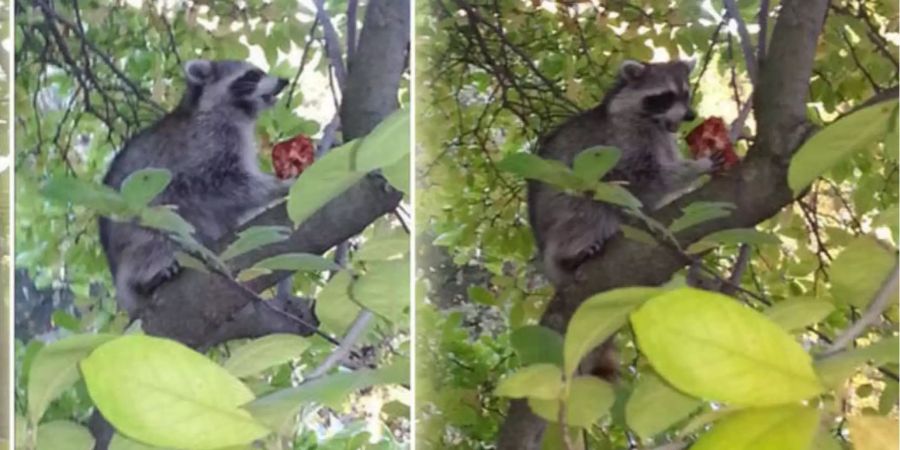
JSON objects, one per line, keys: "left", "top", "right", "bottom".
{"left": 139, "top": 260, "right": 182, "bottom": 294}
{"left": 709, "top": 150, "right": 728, "bottom": 173}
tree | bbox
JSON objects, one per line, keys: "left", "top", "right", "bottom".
{"left": 417, "top": 0, "right": 899, "bottom": 449}
{"left": 14, "top": 0, "right": 411, "bottom": 448}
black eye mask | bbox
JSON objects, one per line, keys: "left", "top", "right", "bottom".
{"left": 229, "top": 70, "right": 263, "bottom": 97}
{"left": 642, "top": 90, "right": 690, "bottom": 115}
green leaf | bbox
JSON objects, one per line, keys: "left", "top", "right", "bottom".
{"left": 510, "top": 326, "right": 564, "bottom": 367}
{"left": 592, "top": 182, "right": 642, "bottom": 209}
{"left": 815, "top": 337, "right": 900, "bottom": 388}
{"left": 220, "top": 226, "right": 292, "bottom": 261}
{"left": 80, "top": 335, "right": 269, "bottom": 449}
{"left": 252, "top": 253, "right": 340, "bottom": 272}
{"left": 382, "top": 153, "right": 410, "bottom": 195}
{"left": 287, "top": 139, "right": 365, "bottom": 227}
{"left": 687, "top": 228, "right": 781, "bottom": 254}
{"left": 830, "top": 236, "right": 898, "bottom": 308}
{"left": 120, "top": 168, "right": 172, "bottom": 207}
{"left": 353, "top": 109, "right": 410, "bottom": 172}
{"left": 244, "top": 358, "right": 409, "bottom": 430}
{"left": 691, "top": 405, "right": 819, "bottom": 450}
{"left": 28, "top": 334, "right": 116, "bottom": 423}
{"left": 467, "top": 285, "right": 495, "bottom": 306}
{"left": 495, "top": 364, "right": 563, "bottom": 400}
{"left": 41, "top": 176, "right": 131, "bottom": 216}
{"left": 564, "top": 287, "right": 661, "bottom": 376}
{"left": 620, "top": 225, "right": 658, "bottom": 246}
{"left": 528, "top": 376, "right": 614, "bottom": 427}
{"left": 572, "top": 146, "right": 621, "bottom": 183}
{"left": 36, "top": 421, "right": 95, "bottom": 450}
{"left": 316, "top": 271, "right": 362, "bottom": 334}
{"left": 497, "top": 153, "right": 583, "bottom": 191}
{"left": 849, "top": 415, "right": 900, "bottom": 450}
{"left": 763, "top": 297, "right": 835, "bottom": 331}
{"left": 352, "top": 258, "right": 410, "bottom": 323}
{"left": 139, "top": 206, "right": 195, "bottom": 237}
{"left": 625, "top": 372, "right": 702, "bottom": 440}
{"left": 630, "top": 288, "right": 824, "bottom": 406}
{"left": 354, "top": 234, "right": 409, "bottom": 261}
{"left": 223, "top": 334, "right": 311, "bottom": 378}
{"left": 668, "top": 202, "right": 735, "bottom": 233}
{"left": 874, "top": 204, "right": 899, "bottom": 243}
{"left": 789, "top": 100, "right": 898, "bottom": 194}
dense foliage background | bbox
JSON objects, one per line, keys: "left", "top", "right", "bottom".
{"left": 14, "top": 0, "right": 410, "bottom": 449}
{"left": 416, "top": 0, "right": 899, "bottom": 449}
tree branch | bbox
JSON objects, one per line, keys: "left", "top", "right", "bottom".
{"left": 723, "top": 0, "right": 758, "bottom": 85}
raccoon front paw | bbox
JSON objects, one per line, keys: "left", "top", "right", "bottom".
{"left": 709, "top": 150, "right": 728, "bottom": 173}
{"left": 138, "top": 260, "right": 182, "bottom": 294}
{"left": 559, "top": 240, "right": 604, "bottom": 273}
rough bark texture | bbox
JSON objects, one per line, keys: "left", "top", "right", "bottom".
{"left": 497, "top": 1, "right": 833, "bottom": 447}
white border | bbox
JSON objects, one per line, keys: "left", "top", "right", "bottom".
{"left": 407, "top": 0, "right": 416, "bottom": 444}
{"left": 6, "top": 0, "right": 14, "bottom": 444}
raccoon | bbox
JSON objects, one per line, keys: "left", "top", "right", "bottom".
{"left": 99, "top": 59, "right": 291, "bottom": 317}
{"left": 527, "top": 59, "right": 725, "bottom": 286}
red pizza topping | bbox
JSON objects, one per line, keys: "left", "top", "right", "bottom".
{"left": 272, "top": 134, "right": 315, "bottom": 180}
{"left": 685, "top": 116, "right": 740, "bottom": 172}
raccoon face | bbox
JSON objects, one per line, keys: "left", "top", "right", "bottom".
{"left": 181, "top": 59, "right": 289, "bottom": 117}
{"left": 607, "top": 59, "right": 697, "bottom": 132}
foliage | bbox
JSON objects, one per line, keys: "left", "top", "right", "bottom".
{"left": 417, "top": 0, "right": 899, "bottom": 448}
{"left": 15, "top": 0, "right": 410, "bottom": 449}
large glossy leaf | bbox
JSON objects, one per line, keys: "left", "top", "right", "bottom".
{"left": 625, "top": 372, "right": 702, "bottom": 440}
{"left": 830, "top": 236, "right": 898, "bottom": 308}
{"left": 252, "top": 253, "right": 340, "bottom": 272}
{"left": 223, "top": 334, "right": 311, "bottom": 378}
{"left": 687, "top": 228, "right": 781, "bottom": 254}
{"left": 564, "top": 287, "right": 661, "bottom": 376}
{"left": 789, "top": 100, "right": 898, "bottom": 194}
{"left": 668, "top": 202, "right": 735, "bottom": 233}
{"left": 528, "top": 376, "right": 614, "bottom": 428}
{"left": 27, "top": 334, "right": 116, "bottom": 423}
{"left": 691, "top": 405, "right": 819, "bottom": 450}
{"left": 81, "top": 335, "right": 269, "bottom": 449}
{"left": 315, "top": 271, "right": 362, "bottom": 334}
{"left": 41, "top": 176, "right": 131, "bottom": 216}
{"left": 630, "top": 288, "right": 823, "bottom": 406}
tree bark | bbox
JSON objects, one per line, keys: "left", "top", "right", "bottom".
{"left": 497, "top": 1, "right": 833, "bottom": 447}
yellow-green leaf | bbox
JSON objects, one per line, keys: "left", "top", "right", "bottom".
{"left": 691, "top": 405, "right": 819, "bottom": 450}
{"left": 849, "top": 416, "right": 899, "bottom": 450}
{"left": 830, "top": 236, "right": 898, "bottom": 308}
{"left": 625, "top": 372, "right": 701, "bottom": 440}
{"left": 631, "top": 288, "right": 823, "bottom": 406}
{"left": 81, "top": 335, "right": 269, "bottom": 449}
{"left": 223, "top": 334, "right": 311, "bottom": 378}
{"left": 495, "top": 364, "right": 563, "bottom": 400}
{"left": 564, "top": 287, "right": 661, "bottom": 376}
{"left": 763, "top": 297, "right": 835, "bottom": 331}
{"left": 528, "top": 376, "right": 614, "bottom": 427}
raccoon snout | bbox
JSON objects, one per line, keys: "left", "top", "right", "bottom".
{"left": 683, "top": 108, "right": 696, "bottom": 122}
{"left": 274, "top": 78, "right": 289, "bottom": 95}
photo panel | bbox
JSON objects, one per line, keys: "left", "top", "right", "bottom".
{"left": 414, "top": 0, "right": 899, "bottom": 449}
{"left": 13, "top": 0, "right": 410, "bottom": 448}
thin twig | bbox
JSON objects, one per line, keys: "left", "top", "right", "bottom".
{"left": 313, "top": 0, "right": 347, "bottom": 91}
{"left": 306, "top": 310, "right": 374, "bottom": 379}
{"left": 346, "top": 0, "right": 359, "bottom": 63}
{"left": 723, "top": 0, "right": 758, "bottom": 85}
{"left": 286, "top": 16, "right": 320, "bottom": 109}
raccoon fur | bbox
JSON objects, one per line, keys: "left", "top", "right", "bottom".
{"left": 99, "top": 59, "right": 291, "bottom": 317}
{"left": 527, "top": 59, "right": 725, "bottom": 286}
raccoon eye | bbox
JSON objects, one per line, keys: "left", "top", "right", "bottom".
{"left": 643, "top": 91, "right": 676, "bottom": 114}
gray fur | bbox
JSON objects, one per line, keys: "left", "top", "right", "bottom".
{"left": 99, "top": 59, "right": 291, "bottom": 316}
{"left": 528, "top": 59, "right": 719, "bottom": 286}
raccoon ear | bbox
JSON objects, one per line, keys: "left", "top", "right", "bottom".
{"left": 619, "top": 60, "right": 646, "bottom": 82}
{"left": 682, "top": 58, "right": 697, "bottom": 73}
{"left": 184, "top": 59, "right": 214, "bottom": 85}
